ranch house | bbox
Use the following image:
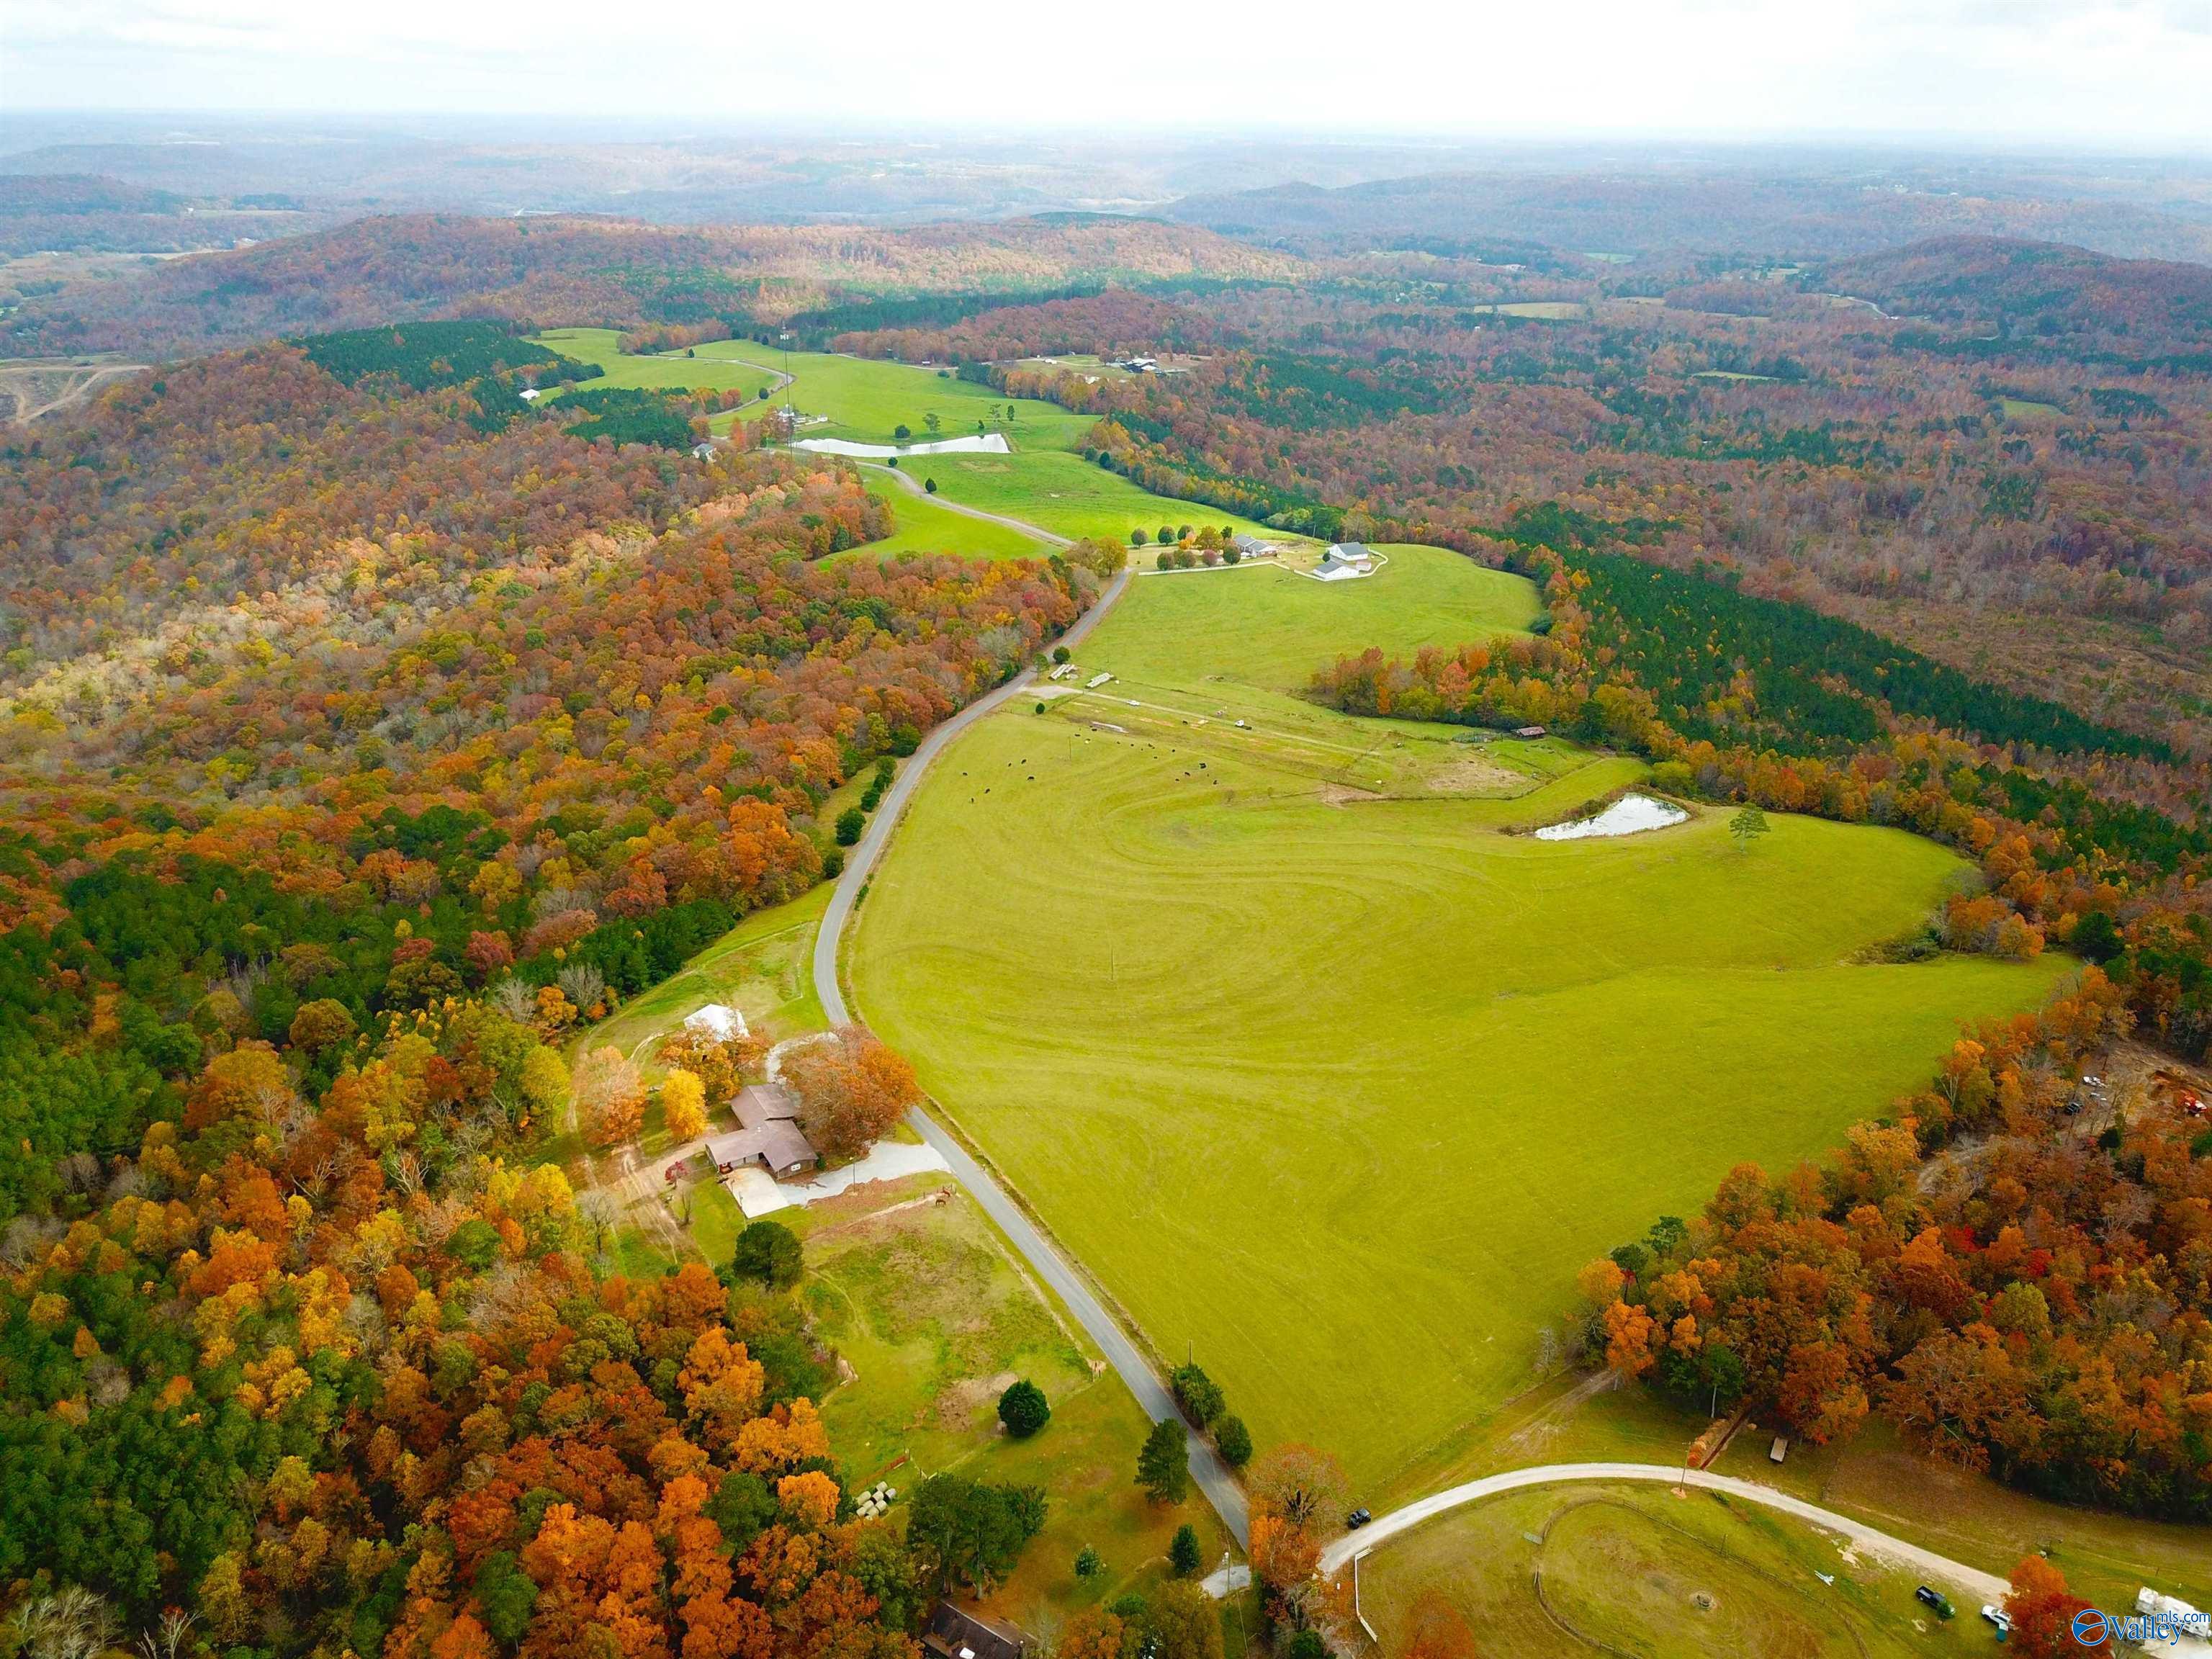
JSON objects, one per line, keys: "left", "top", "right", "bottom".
{"left": 703, "top": 1081, "right": 816, "bottom": 1179}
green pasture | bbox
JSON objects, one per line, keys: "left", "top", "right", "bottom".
{"left": 899, "top": 450, "right": 1282, "bottom": 547}
{"left": 848, "top": 546, "right": 2072, "bottom": 1500}
{"left": 804, "top": 1187, "right": 1226, "bottom": 1627}
{"left": 1361, "top": 1483, "right": 1998, "bottom": 1658}
{"left": 846, "top": 474, "right": 1050, "bottom": 562}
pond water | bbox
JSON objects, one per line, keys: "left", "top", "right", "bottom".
{"left": 1534, "top": 792, "right": 1690, "bottom": 841}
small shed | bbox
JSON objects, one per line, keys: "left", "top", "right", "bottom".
{"left": 922, "top": 1603, "right": 1029, "bottom": 1659}
{"left": 691, "top": 441, "right": 718, "bottom": 460}
{"left": 1514, "top": 725, "right": 1548, "bottom": 739}
{"left": 1769, "top": 1435, "right": 1789, "bottom": 1464}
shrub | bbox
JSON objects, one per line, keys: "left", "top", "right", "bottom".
{"left": 835, "top": 807, "right": 866, "bottom": 846}
{"left": 1156, "top": 552, "right": 1174, "bottom": 571}
{"left": 1212, "top": 1414, "right": 1251, "bottom": 1468}
{"left": 1074, "top": 1546, "right": 1103, "bottom": 1580}
{"left": 731, "top": 1219, "right": 803, "bottom": 1290}
{"left": 1169, "top": 1524, "right": 1202, "bottom": 1577}
{"left": 998, "top": 1379, "right": 1051, "bottom": 1439}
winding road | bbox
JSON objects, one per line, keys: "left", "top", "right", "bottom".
{"left": 804, "top": 557, "right": 1259, "bottom": 1544}
{"left": 1317, "top": 1462, "right": 2009, "bottom": 1605}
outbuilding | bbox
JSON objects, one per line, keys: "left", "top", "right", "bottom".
{"left": 922, "top": 1603, "right": 1029, "bottom": 1659}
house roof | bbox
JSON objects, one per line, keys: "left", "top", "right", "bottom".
{"left": 704, "top": 1118, "right": 817, "bottom": 1174}
{"left": 734, "top": 1082, "right": 799, "bottom": 1129}
{"left": 922, "top": 1602, "right": 1027, "bottom": 1659}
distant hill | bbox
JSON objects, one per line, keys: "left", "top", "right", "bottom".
{"left": 6, "top": 210, "right": 1303, "bottom": 356}
{"left": 0, "top": 170, "right": 324, "bottom": 256}
{"left": 1818, "top": 235, "right": 2212, "bottom": 361}
{"left": 1166, "top": 166, "right": 2212, "bottom": 264}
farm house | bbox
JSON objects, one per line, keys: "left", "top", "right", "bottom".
{"left": 702, "top": 1082, "right": 816, "bottom": 1177}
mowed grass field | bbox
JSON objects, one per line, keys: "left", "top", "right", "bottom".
{"left": 1361, "top": 1483, "right": 2002, "bottom": 1658}
{"left": 850, "top": 548, "right": 2073, "bottom": 1501}
{"left": 864, "top": 449, "right": 1285, "bottom": 547}
{"left": 533, "top": 330, "right": 1285, "bottom": 557}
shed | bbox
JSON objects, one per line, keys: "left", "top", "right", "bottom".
{"left": 1769, "top": 1435, "right": 1789, "bottom": 1464}
{"left": 922, "top": 1602, "right": 1029, "bottom": 1659}
{"left": 1514, "top": 725, "right": 1548, "bottom": 739}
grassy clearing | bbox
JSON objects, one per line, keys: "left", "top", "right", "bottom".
{"left": 1369, "top": 1367, "right": 2212, "bottom": 1617}
{"left": 1360, "top": 1482, "right": 1998, "bottom": 1657}
{"left": 581, "top": 885, "right": 830, "bottom": 1079}
{"left": 804, "top": 1187, "right": 1226, "bottom": 1629}
{"left": 904, "top": 450, "right": 1285, "bottom": 546}
{"left": 850, "top": 547, "right": 2072, "bottom": 1501}
{"left": 845, "top": 475, "right": 1048, "bottom": 562}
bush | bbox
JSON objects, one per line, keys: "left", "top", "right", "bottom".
{"left": 821, "top": 849, "right": 845, "bottom": 880}
{"left": 835, "top": 806, "right": 866, "bottom": 846}
{"left": 1212, "top": 1413, "right": 1251, "bottom": 1468}
{"left": 998, "top": 1379, "right": 1051, "bottom": 1439}
{"left": 1052, "top": 645, "right": 1071, "bottom": 665}
{"left": 1074, "top": 1546, "right": 1103, "bottom": 1580}
{"left": 1169, "top": 1524, "right": 1202, "bottom": 1577}
{"left": 924, "top": 477, "right": 938, "bottom": 495}
{"left": 731, "top": 1219, "right": 804, "bottom": 1290}
{"left": 1130, "top": 528, "right": 1149, "bottom": 546}
{"left": 1170, "top": 1364, "right": 1223, "bottom": 1428}
{"left": 1156, "top": 552, "right": 1174, "bottom": 571}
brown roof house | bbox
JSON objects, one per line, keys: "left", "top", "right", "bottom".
{"left": 703, "top": 1081, "right": 816, "bottom": 1179}
{"left": 921, "top": 1603, "right": 1028, "bottom": 1659}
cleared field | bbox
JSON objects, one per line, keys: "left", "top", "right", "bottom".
{"left": 904, "top": 449, "right": 1284, "bottom": 546}
{"left": 850, "top": 548, "right": 2073, "bottom": 1500}
{"left": 845, "top": 475, "right": 1048, "bottom": 562}
{"left": 801, "top": 1186, "right": 1225, "bottom": 1626}
{"left": 1361, "top": 1483, "right": 1999, "bottom": 1657}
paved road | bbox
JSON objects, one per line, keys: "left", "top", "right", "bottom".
{"left": 858, "top": 459, "right": 1071, "bottom": 548}
{"left": 809, "top": 562, "right": 1253, "bottom": 1546}
{"left": 1316, "top": 1462, "right": 2009, "bottom": 1605}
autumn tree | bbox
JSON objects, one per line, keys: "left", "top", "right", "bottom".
{"left": 781, "top": 1029, "right": 922, "bottom": 1159}
{"left": 574, "top": 1046, "right": 647, "bottom": 1148}
{"left": 661, "top": 1069, "right": 708, "bottom": 1141}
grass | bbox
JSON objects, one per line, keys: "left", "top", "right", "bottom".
{"left": 580, "top": 884, "right": 830, "bottom": 1079}
{"left": 535, "top": 330, "right": 1292, "bottom": 557}
{"left": 802, "top": 1185, "right": 1226, "bottom": 1629}
{"left": 895, "top": 450, "right": 1285, "bottom": 547}
{"left": 849, "top": 544, "right": 2073, "bottom": 1502}
{"left": 845, "top": 472, "right": 1050, "bottom": 562}
{"left": 529, "top": 329, "right": 1092, "bottom": 447}
{"left": 1359, "top": 1481, "right": 2000, "bottom": 1657}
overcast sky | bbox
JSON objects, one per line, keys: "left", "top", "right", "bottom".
{"left": 9, "top": 0, "right": 2212, "bottom": 150}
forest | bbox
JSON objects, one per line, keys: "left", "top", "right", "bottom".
{"left": 0, "top": 325, "right": 1116, "bottom": 1654}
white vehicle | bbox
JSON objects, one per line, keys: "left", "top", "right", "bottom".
{"left": 1982, "top": 1604, "right": 2013, "bottom": 1635}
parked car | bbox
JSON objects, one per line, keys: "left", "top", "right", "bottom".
{"left": 1981, "top": 1604, "right": 2013, "bottom": 1637}
{"left": 1917, "top": 1586, "right": 1956, "bottom": 1619}
{"left": 1345, "top": 1509, "right": 1372, "bottom": 1529}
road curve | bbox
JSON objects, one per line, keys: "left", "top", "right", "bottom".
{"left": 858, "top": 459, "right": 1071, "bottom": 548}
{"left": 808, "top": 562, "right": 1252, "bottom": 1545}
{"left": 1317, "top": 1461, "right": 2008, "bottom": 1605}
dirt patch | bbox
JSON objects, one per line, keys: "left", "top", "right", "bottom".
{"left": 1425, "top": 753, "right": 1526, "bottom": 795}
{"left": 939, "top": 1370, "right": 1020, "bottom": 1429}
{"left": 1317, "top": 781, "right": 1385, "bottom": 806}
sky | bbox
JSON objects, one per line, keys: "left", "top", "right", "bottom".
{"left": 8, "top": 0, "right": 2212, "bottom": 150}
